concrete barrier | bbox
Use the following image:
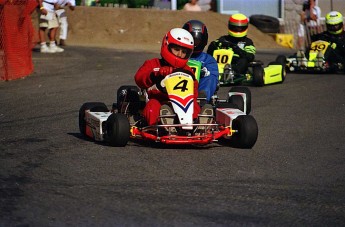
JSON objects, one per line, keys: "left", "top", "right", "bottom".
{"left": 32, "top": 7, "right": 285, "bottom": 52}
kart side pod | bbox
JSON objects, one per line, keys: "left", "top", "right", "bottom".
{"left": 216, "top": 107, "right": 246, "bottom": 130}
{"left": 85, "top": 111, "right": 112, "bottom": 141}
{"left": 264, "top": 64, "right": 283, "bottom": 85}
{"left": 216, "top": 91, "right": 247, "bottom": 128}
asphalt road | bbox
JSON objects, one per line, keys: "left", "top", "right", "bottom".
{"left": 1, "top": 46, "right": 345, "bottom": 226}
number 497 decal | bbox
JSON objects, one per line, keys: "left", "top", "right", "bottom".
{"left": 310, "top": 41, "right": 330, "bottom": 54}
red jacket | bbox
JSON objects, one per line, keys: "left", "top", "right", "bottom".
{"left": 135, "top": 58, "right": 199, "bottom": 101}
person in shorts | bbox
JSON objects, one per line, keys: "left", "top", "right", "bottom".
{"left": 38, "top": 0, "right": 64, "bottom": 53}
{"left": 55, "top": 0, "right": 76, "bottom": 46}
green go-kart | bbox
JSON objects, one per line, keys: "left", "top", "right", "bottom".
{"left": 210, "top": 49, "right": 286, "bottom": 86}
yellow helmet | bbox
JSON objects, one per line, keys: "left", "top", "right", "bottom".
{"left": 228, "top": 13, "right": 249, "bottom": 38}
{"left": 325, "top": 11, "right": 344, "bottom": 35}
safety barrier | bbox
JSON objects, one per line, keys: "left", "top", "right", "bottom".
{"left": 0, "top": 0, "right": 37, "bottom": 81}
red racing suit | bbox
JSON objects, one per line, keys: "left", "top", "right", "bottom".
{"left": 135, "top": 58, "right": 200, "bottom": 125}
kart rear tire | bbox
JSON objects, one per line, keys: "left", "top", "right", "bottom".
{"left": 228, "top": 95, "right": 244, "bottom": 112}
{"left": 79, "top": 102, "right": 109, "bottom": 137}
{"left": 228, "top": 86, "right": 251, "bottom": 114}
{"left": 253, "top": 66, "right": 265, "bottom": 87}
{"left": 230, "top": 115, "right": 258, "bottom": 149}
{"left": 275, "top": 55, "right": 287, "bottom": 82}
{"left": 106, "top": 113, "right": 130, "bottom": 147}
{"left": 116, "top": 85, "right": 142, "bottom": 114}
{"left": 216, "top": 102, "right": 238, "bottom": 109}
{"left": 116, "top": 85, "right": 140, "bottom": 107}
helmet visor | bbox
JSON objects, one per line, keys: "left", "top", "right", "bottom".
{"left": 193, "top": 37, "right": 202, "bottom": 47}
{"left": 228, "top": 24, "right": 248, "bottom": 33}
{"left": 327, "top": 23, "right": 343, "bottom": 33}
{"left": 168, "top": 44, "right": 193, "bottom": 59}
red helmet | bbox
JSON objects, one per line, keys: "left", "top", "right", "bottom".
{"left": 228, "top": 13, "right": 249, "bottom": 38}
{"left": 161, "top": 28, "right": 194, "bottom": 68}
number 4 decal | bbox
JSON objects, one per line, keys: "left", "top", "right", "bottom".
{"left": 174, "top": 80, "right": 188, "bottom": 92}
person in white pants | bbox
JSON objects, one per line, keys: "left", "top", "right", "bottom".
{"left": 56, "top": 0, "right": 75, "bottom": 46}
{"left": 297, "top": 0, "right": 321, "bottom": 50}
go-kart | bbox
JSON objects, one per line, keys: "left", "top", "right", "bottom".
{"left": 212, "top": 48, "right": 286, "bottom": 86}
{"left": 285, "top": 40, "right": 345, "bottom": 74}
{"left": 79, "top": 70, "right": 258, "bottom": 148}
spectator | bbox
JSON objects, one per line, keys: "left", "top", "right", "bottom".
{"left": 37, "top": 0, "right": 64, "bottom": 53}
{"left": 198, "top": 0, "right": 210, "bottom": 11}
{"left": 55, "top": 0, "right": 76, "bottom": 46}
{"left": 134, "top": 28, "right": 201, "bottom": 126}
{"left": 183, "top": 0, "right": 202, "bottom": 12}
{"left": 207, "top": 13, "right": 256, "bottom": 75}
{"left": 182, "top": 20, "right": 218, "bottom": 102}
{"left": 209, "top": 0, "right": 217, "bottom": 12}
{"left": 297, "top": 0, "right": 321, "bottom": 50}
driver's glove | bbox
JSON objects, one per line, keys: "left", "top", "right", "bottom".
{"left": 158, "top": 66, "right": 173, "bottom": 77}
{"left": 331, "top": 43, "right": 337, "bottom": 49}
{"left": 150, "top": 66, "right": 173, "bottom": 83}
{"left": 200, "top": 67, "right": 210, "bottom": 78}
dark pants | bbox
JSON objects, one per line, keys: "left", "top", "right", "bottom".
{"left": 233, "top": 58, "right": 249, "bottom": 74}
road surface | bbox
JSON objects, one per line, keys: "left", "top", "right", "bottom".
{"left": 1, "top": 46, "right": 344, "bottom": 226}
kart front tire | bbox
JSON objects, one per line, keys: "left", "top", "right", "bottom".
{"left": 228, "top": 86, "right": 251, "bottom": 114}
{"left": 253, "top": 66, "right": 265, "bottom": 87}
{"left": 79, "top": 102, "right": 109, "bottom": 137}
{"left": 230, "top": 115, "right": 258, "bottom": 149}
{"left": 106, "top": 113, "right": 130, "bottom": 147}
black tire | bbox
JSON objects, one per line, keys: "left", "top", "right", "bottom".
{"left": 79, "top": 102, "right": 109, "bottom": 137}
{"left": 230, "top": 115, "right": 258, "bottom": 149}
{"left": 249, "top": 15, "right": 280, "bottom": 33}
{"left": 106, "top": 113, "right": 130, "bottom": 147}
{"left": 228, "top": 86, "right": 251, "bottom": 114}
{"left": 228, "top": 95, "right": 244, "bottom": 112}
{"left": 275, "top": 55, "right": 287, "bottom": 82}
{"left": 276, "top": 55, "right": 287, "bottom": 65}
{"left": 252, "top": 66, "right": 265, "bottom": 87}
{"left": 116, "top": 85, "right": 141, "bottom": 114}
{"left": 216, "top": 102, "right": 238, "bottom": 109}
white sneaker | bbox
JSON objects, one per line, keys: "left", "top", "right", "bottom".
{"left": 41, "top": 45, "right": 54, "bottom": 53}
{"left": 160, "top": 104, "right": 176, "bottom": 134}
{"left": 160, "top": 104, "right": 174, "bottom": 125}
{"left": 297, "top": 50, "right": 307, "bottom": 67}
{"left": 197, "top": 104, "right": 214, "bottom": 131}
{"left": 49, "top": 45, "right": 64, "bottom": 53}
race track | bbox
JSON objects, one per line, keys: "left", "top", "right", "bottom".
{"left": 1, "top": 46, "right": 345, "bottom": 226}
